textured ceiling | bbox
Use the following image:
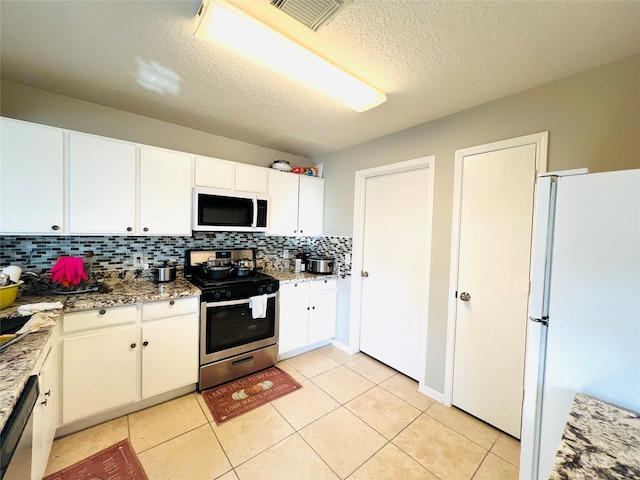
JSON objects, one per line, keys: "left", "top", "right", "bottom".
{"left": 1, "top": 0, "right": 639, "bottom": 158}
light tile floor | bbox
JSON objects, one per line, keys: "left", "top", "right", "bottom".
{"left": 45, "top": 346, "right": 520, "bottom": 480}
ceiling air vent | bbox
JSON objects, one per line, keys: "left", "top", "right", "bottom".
{"left": 270, "top": 0, "right": 353, "bottom": 31}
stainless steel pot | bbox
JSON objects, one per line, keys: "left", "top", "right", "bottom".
{"left": 153, "top": 261, "right": 177, "bottom": 283}
{"left": 307, "top": 256, "right": 335, "bottom": 274}
{"left": 202, "top": 264, "right": 234, "bottom": 280}
{"left": 233, "top": 258, "right": 255, "bottom": 277}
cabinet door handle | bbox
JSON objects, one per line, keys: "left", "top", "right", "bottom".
{"left": 143, "top": 341, "right": 149, "bottom": 347}
{"left": 130, "top": 343, "right": 137, "bottom": 349}
{"left": 99, "top": 309, "right": 106, "bottom": 315}
{"left": 169, "top": 300, "right": 175, "bottom": 306}
{"left": 44, "top": 390, "right": 51, "bottom": 397}
{"left": 143, "top": 227, "right": 149, "bottom": 232}
{"left": 51, "top": 225, "right": 60, "bottom": 231}
{"left": 41, "top": 399, "right": 48, "bottom": 406}
{"left": 127, "top": 227, "right": 133, "bottom": 232}
{"left": 312, "top": 306, "right": 315, "bottom": 310}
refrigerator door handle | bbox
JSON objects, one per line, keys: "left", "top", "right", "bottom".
{"left": 530, "top": 316, "right": 549, "bottom": 326}
{"left": 528, "top": 176, "right": 557, "bottom": 321}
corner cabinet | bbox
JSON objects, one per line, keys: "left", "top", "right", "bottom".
{"left": 139, "top": 146, "right": 193, "bottom": 235}
{"left": 278, "top": 278, "right": 337, "bottom": 358}
{"left": 268, "top": 170, "right": 324, "bottom": 236}
{"left": 61, "top": 297, "right": 199, "bottom": 425}
{"left": 0, "top": 117, "right": 65, "bottom": 234}
{"left": 68, "top": 132, "right": 137, "bottom": 234}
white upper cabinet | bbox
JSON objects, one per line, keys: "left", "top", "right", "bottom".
{"left": 0, "top": 118, "right": 65, "bottom": 234}
{"left": 298, "top": 176, "right": 324, "bottom": 236}
{"left": 235, "top": 163, "right": 268, "bottom": 194}
{"left": 68, "top": 132, "right": 136, "bottom": 234}
{"left": 194, "top": 155, "right": 234, "bottom": 190}
{"left": 267, "top": 170, "right": 299, "bottom": 235}
{"left": 268, "top": 170, "right": 324, "bottom": 236}
{"left": 140, "top": 146, "right": 193, "bottom": 235}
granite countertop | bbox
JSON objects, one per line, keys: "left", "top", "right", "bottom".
{"left": 550, "top": 392, "right": 640, "bottom": 480}
{"left": 0, "top": 326, "right": 56, "bottom": 432}
{"left": 0, "top": 276, "right": 201, "bottom": 433}
{"left": 0, "top": 276, "right": 201, "bottom": 320}
{"left": 264, "top": 269, "right": 338, "bottom": 283}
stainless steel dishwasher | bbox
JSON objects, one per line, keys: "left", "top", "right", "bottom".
{"left": 1, "top": 375, "right": 38, "bottom": 480}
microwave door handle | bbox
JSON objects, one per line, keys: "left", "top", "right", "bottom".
{"left": 252, "top": 197, "right": 258, "bottom": 228}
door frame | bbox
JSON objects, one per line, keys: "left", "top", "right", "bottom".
{"left": 444, "top": 132, "right": 548, "bottom": 406}
{"left": 349, "top": 155, "right": 436, "bottom": 390}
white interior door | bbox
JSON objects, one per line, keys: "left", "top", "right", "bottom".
{"left": 452, "top": 144, "right": 537, "bottom": 438}
{"left": 359, "top": 167, "right": 431, "bottom": 380}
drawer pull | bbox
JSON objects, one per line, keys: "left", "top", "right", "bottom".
{"left": 99, "top": 309, "right": 106, "bottom": 315}
{"left": 130, "top": 343, "right": 137, "bottom": 349}
{"left": 169, "top": 300, "right": 175, "bottom": 306}
{"left": 143, "top": 341, "right": 149, "bottom": 347}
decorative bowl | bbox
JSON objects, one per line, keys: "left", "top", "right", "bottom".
{"left": 0, "top": 281, "right": 24, "bottom": 310}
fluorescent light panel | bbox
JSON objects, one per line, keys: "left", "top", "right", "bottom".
{"left": 195, "top": 0, "right": 386, "bottom": 112}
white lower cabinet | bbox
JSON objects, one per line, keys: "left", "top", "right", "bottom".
{"left": 61, "top": 297, "right": 199, "bottom": 425}
{"left": 278, "top": 279, "right": 337, "bottom": 357}
{"left": 141, "top": 298, "right": 199, "bottom": 399}
{"left": 31, "top": 343, "right": 59, "bottom": 480}
{"left": 62, "top": 318, "right": 138, "bottom": 424}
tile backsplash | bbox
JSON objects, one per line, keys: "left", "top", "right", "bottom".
{"left": 0, "top": 233, "right": 352, "bottom": 291}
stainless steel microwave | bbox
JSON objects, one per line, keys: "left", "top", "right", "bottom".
{"left": 193, "top": 187, "right": 268, "bottom": 232}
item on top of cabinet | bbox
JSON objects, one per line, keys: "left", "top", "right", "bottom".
{"left": 291, "top": 166, "right": 305, "bottom": 174}
{"left": 307, "top": 256, "right": 335, "bottom": 274}
{"left": 0, "top": 274, "right": 10, "bottom": 287}
{"left": 153, "top": 260, "right": 177, "bottom": 283}
{"left": 271, "top": 160, "right": 292, "bottom": 172}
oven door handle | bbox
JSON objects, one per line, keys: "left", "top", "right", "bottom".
{"left": 205, "top": 292, "right": 276, "bottom": 308}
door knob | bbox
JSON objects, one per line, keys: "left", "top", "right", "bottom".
{"left": 459, "top": 292, "right": 471, "bottom": 301}
{"left": 361, "top": 271, "right": 369, "bottom": 277}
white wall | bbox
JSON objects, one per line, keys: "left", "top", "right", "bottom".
{"left": 0, "top": 81, "right": 309, "bottom": 166}
{"left": 314, "top": 55, "right": 640, "bottom": 394}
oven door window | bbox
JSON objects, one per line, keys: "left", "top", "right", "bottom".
{"left": 205, "top": 297, "right": 276, "bottom": 354}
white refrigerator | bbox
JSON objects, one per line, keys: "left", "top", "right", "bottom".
{"left": 519, "top": 168, "right": 640, "bottom": 479}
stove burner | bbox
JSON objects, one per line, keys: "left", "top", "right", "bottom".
{"left": 185, "top": 248, "right": 279, "bottom": 302}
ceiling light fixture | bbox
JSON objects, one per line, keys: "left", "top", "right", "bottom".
{"left": 194, "top": 0, "right": 386, "bottom": 112}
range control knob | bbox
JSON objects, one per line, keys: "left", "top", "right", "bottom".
{"left": 258, "top": 286, "right": 264, "bottom": 294}
{"left": 266, "top": 284, "right": 274, "bottom": 293}
{"left": 225, "top": 290, "right": 232, "bottom": 298}
{"left": 214, "top": 291, "right": 221, "bottom": 300}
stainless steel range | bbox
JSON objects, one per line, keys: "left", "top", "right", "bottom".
{"left": 185, "top": 249, "right": 279, "bottom": 391}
